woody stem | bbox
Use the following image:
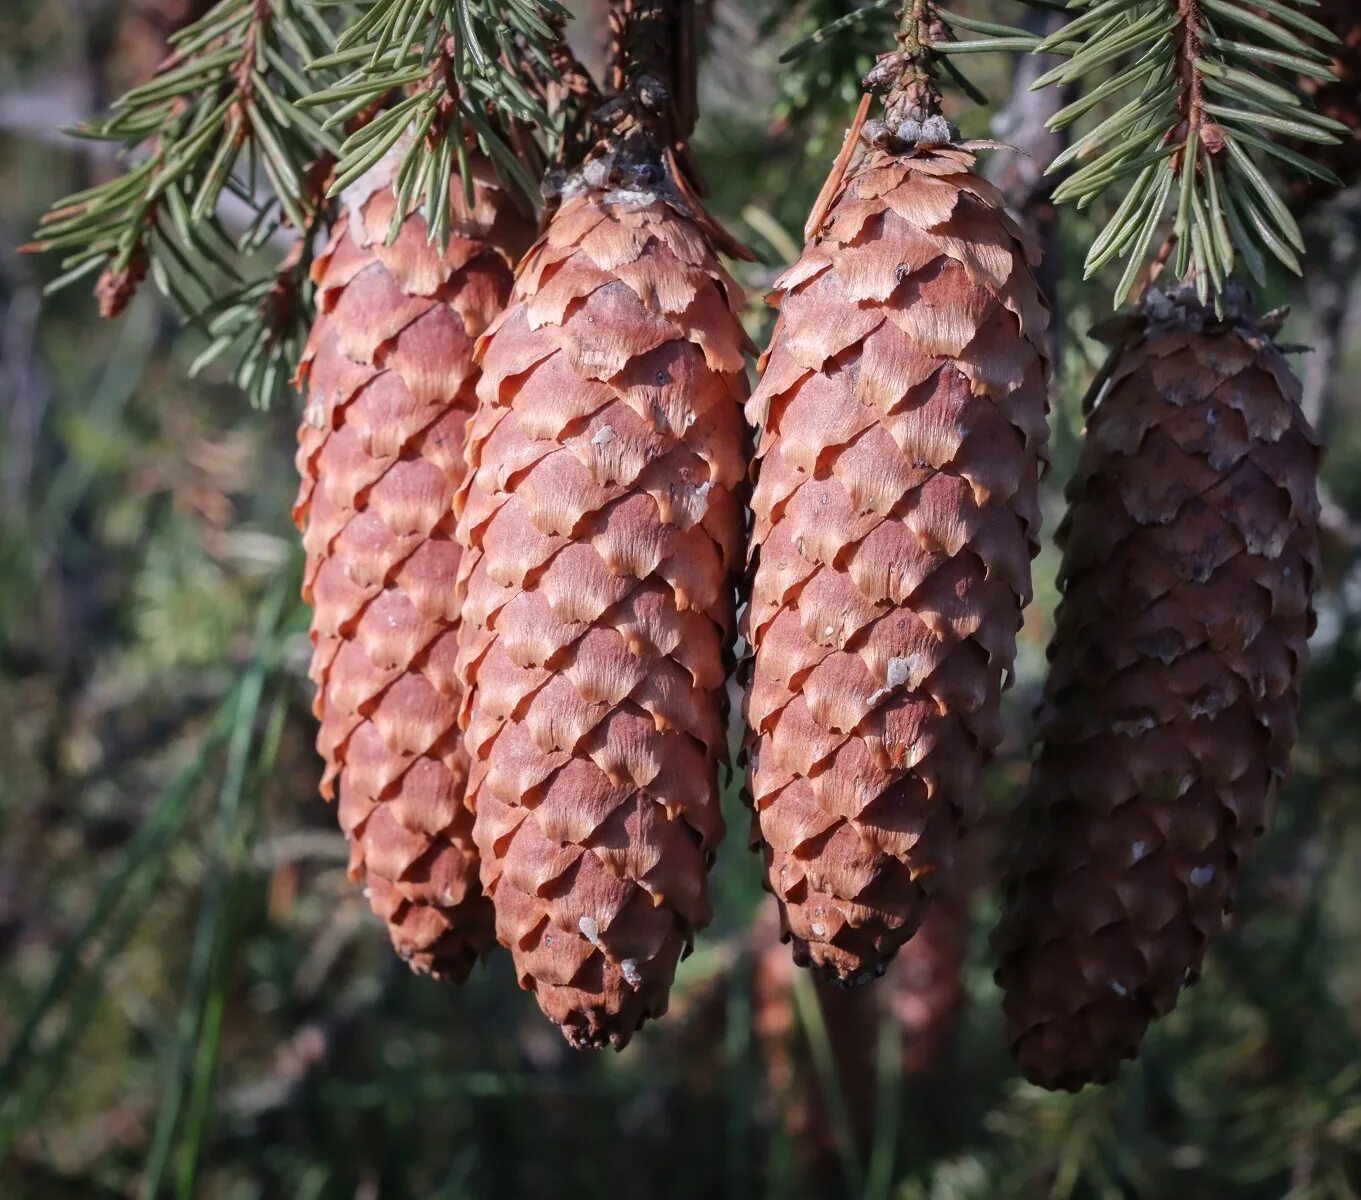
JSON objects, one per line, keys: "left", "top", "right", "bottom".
{"left": 887, "top": 0, "right": 943, "bottom": 125}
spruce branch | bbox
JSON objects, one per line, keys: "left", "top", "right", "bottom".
{"left": 26, "top": 0, "right": 572, "bottom": 408}
{"left": 185, "top": 84, "right": 402, "bottom": 409}
{"left": 766, "top": 1, "right": 892, "bottom": 136}
{"left": 304, "top": 0, "right": 566, "bottom": 230}
{"left": 28, "top": 0, "right": 338, "bottom": 312}
{"left": 1036, "top": 0, "right": 1344, "bottom": 307}
{"left": 26, "top": 0, "right": 343, "bottom": 406}
{"left": 599, "top": 0, "right": 697, "bottom": 155}
{"left": 189, "top": 150, "right": 334, "bottom": 408}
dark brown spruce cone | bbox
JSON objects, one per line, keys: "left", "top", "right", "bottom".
{"left": 993, "top": 286, "right": 1321, "bottom": 1090}
{"left": 745, "top": 131, "right": 1050, "bottom": 984}
{"left": 295, "top": 154, "right": 532, "bottom": 980}
{"left": 455, "top": 163, "right": 751, "bottom": 1047}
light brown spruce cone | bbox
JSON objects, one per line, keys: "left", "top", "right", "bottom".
{"left": 744, "top": 140, "right": 1050, "bottom": 984}
{"left": 295, "top": 156, "right": 533, "bottom": 981}
{"left": 993, "top": 286, "right": 1321, "bottom": 1091}
{"left": 455, "top": 181, "right": 751, "bottom": 1048}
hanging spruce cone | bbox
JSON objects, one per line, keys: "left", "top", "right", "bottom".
{"left": 993, "top": 286, "right": 1321, "bottom": 1091}
{"left": 745, "top": 122, "right": 1050, "bottom": 984}
{"left": 295, "top": 154, "right": 533, "bottom": 981}
{"left": 455, "top": 159, "right": 751, "bottom": 1046}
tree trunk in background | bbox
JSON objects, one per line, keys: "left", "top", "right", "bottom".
{"left": 1297, "top": 1, "right": 1360, "bottom": 469}
{"left": 1301, "top": 199, "right": 1360, "bottom": 442}
{"left": 567, "top": 0, "right": 613, "bottom": 87}
{"left": 986, "top": 10, "right": 1071, "bottom": 368}
{"left": 1297, "top": 0, "right": 1361, "bottom": 203}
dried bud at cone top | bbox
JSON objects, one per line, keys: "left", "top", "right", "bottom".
{"left": 993, "top": 286, "right": 1321, "bottom": 1091}
{"left": 294, "top": 153, "right": 533, "bottom": 981}
{"left": 455, "top": 160, "right": 752, "bottom": 1047}
{"left": 744, "top": 131, "right": 1050, "bottom": 984}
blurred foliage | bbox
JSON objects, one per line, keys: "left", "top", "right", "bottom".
{"left": 3, "top": 2, "right": 1361, "bottom": 1198}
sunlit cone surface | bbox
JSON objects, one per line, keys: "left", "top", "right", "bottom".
{"left": 745, "top": 143, "right": 1050, "bottom": 983}
{"left": 456, "top": 187, "right": 751, "bottom": 1048}
{"left": 295, "top": 158, "right": 532, "bottom": 980}
{"left": 993, "top": 288, "right": 1320, "bottom": 1091}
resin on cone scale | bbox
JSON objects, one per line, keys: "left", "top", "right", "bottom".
{"left": 744, "top": 118, "right": 1050, "bottom": 984}
{"left": 993, "top": 286, "right": 1321, "bottom": 1091}
{"left": 454, "top": 151, "right": 752, "bottom": 1046}
{"left": 294, "top": 151, "right": 533, "bottom": 980}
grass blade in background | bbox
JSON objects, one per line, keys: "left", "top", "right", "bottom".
{"left": 139, "top": 579, "right": 291, "bottom": 1200}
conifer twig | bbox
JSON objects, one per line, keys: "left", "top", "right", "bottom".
{"left": 804, "top": 92, "right": 872, "bottom": 240}
{"left": 25, "top": 0, "right": 343, "bottom": 406}
{"left": 26, "top": 0, "right": 569, "bottom": 406}
{"left": 304, "top": 0, "right": 566, "bottom": 233}
{"left": 28, "top": 2, "right": 339, "bottom": 311}
{"left": 1034, "top": 0, "right": 1345, "bottom": 307}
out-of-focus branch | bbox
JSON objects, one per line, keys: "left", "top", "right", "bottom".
{"left": 115, "top": 0, "right": 219, "bottom": 90}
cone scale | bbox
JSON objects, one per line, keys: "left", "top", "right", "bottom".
{"left": 455, "top": 179, "right": 751, "bottom": 1048}
{"left": 294, "top": 157, "right": 532, "bottom": 981}
{"left": 993, "top": 288, "right": 1321, "bottom": 1091}
{"left": 744, "top": 138, "right": 1050, "bottom": 983}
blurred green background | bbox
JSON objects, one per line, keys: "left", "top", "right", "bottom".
{"left": 2, "top": 2, "right": 1361, "bottom": 1197}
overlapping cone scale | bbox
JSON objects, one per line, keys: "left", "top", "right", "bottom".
{"left": 744, "top": 146, "right": 1050, "bottom": 983}
{"left": 456, "top": 188, "right": 751, "bottom": 1048}
{"left": 294, "top": 159, "right": 532, "bottom": 981}
{"left": 993, "top": 290, "right": 1321, "bottom": 1091}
